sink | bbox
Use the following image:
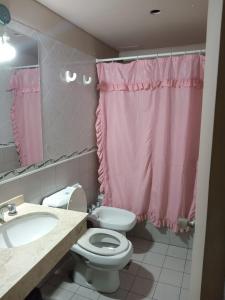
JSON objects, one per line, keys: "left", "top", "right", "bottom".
{"left": 0, "top": 212, "right": 58, "bottom": 248}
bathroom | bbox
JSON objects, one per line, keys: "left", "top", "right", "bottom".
{"left": 0, "top": 0, "right": 224, "bottom": 299}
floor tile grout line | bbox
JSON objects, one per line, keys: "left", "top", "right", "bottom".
{"left": 134, "top": 274, "right": 188, "bottom": 290}
{"left": 42, "top": 282, "right": 79, "bottom": 296}
{"left": 68, "top": 291, "right": 77, "bottom": 300}
{"left": 133, "top": 260, "right": 187, "bottom": 273}
{"left": 165, "top": 253, "right": 188, "bottom": 260}
{"left": 133, "top": 256, "right": 186, "bottom": 274}
{"left": 129, "top": 271, "right": 137, "bottom": 292}
{"left": 130, "top": 269, "right": 157, "bottom": 298}
{"left": 134, "top": 256, "right": 186, "bottom": 289}
{"left": 138, "top": 247, "right": 188, "bottom": 258}
{"left": 161, "top": 265, "right": 186, "bottom": 273}
{"left": 132, "top": 242, "right": 189, "bottom": 254}
{"left": 44, "top": 266, "right": 187, "bottom": 297}
{"left": 48, "top": 275, "right": 187, "bottom": 300}
{"left": 178, "top": 272, "right": 185, "bottom": 299}
{"left": 180, "top": 248, "right": 190, "bottom": 299}
{"left": 129, "top": 236, "right": 191, "bottom": 249}
{"left": 43, "top": 238, "right": 192, "bottom": 300}
{"left": 157, "top": 272, "right": 185, "bottom": 288}
{"left": 152, "top": 248, "right": 168, "bottom": 299}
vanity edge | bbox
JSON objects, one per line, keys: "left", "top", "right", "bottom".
{"left": 0, "top": 201, "right": 87, "bottom": 300}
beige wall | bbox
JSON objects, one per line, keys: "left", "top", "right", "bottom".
{"left": 1, "top": 0, "right": 117, "bottom": 58}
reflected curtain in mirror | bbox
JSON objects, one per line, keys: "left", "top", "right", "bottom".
{"left": 10, "top": 68, "right": 43, "bottom": 166}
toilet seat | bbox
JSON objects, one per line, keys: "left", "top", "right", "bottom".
{"left": 77, "top": 228, "right": 129, "bottom": 256}
{"left": 71, "top": 229, "right": 133, "bottom": 270}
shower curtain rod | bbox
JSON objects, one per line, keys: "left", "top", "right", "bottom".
{"left": 12, "top": 64, "right": 39, "bottom": 70}
{"left": 96, "top": 49, "right": 205, "bottom": 63}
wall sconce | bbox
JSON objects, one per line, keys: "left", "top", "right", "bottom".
{"left": 61, "top": 70, "right": 92, "bottom": 86}
{"left": 64, "top": 70, "right": 77, "bottom": 83}
{"left": 0, "top": 4, "right": 16, "bottom": 63}
{"left": 83, "top": 75, "right": 92, "bottom": 85}
{"left": 0, "top": 34, "right": 16, "bottom": 63}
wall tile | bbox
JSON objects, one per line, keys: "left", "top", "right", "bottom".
{"left": 78, "top": 152, "right": 98, "bottom": 191}
{"left": 0, "top": 180, "right": 24, "bottom": 204}
{"left": 0, "top": 152, "right": 98, "bottom": 207}
{"left": 40, "top": 167, "right": 56, "bottom": 200}
{"left": 21, "top": 172, "right": 42, "bottom": 202}
{"left": 55, "top": 158, "right": 79, "bottom": 189}
{"left": 85, "top": 186, "right": 98, "bottom": 206}
{"left": 0, "top": 145, "right": 20, "bottom": 174}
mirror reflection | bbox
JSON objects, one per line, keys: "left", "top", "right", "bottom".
{"left": 0, "top": 28, "right": 42, "bottom": 175}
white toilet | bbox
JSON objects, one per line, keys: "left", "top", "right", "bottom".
{"left": 90, "top": 205, "right": 137, "bottom": 235}
{"left": 42, "top": 184, "right": 133, "bottom": 293}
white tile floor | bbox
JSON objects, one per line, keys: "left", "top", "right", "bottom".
{"left": 40, "top": 237, "right": 192, "bottom": 300}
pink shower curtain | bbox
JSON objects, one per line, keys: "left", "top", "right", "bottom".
{"left": 96, "top": 55, "right": 205, "bottom": 232}
{"left": 10, "top": 68, "right": 43, "bottom": 166}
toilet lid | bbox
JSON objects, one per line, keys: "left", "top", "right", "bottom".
{"left": 77, "top": 228, "right": 129, "bottom": 256}
{"left": 67, "top": 183, "right": 87, "bottom": 212}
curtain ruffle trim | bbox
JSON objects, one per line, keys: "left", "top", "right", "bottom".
{"left": 97, "top": 79, "right": 203, "bottom": 91}
{"left": 96, "top": 103, "right": 105, "bottom": 193}
{"left": 136, "top": 211, "right": 191, "bottom": 233}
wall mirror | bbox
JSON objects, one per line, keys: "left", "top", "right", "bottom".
{"left": 0, "top": 27, "right": 42, "bottom": 176}
{"left": 0, "top": 21, "right": 97, "bottom": 182}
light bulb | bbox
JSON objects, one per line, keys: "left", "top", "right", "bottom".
{"left": 0, "top": 34, "right": 16, "bottom": 63}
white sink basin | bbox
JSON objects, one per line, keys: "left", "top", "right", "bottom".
{"left": 0, "top": 212, "right": 58, "bottom": 248}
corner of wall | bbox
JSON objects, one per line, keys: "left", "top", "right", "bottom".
{"left": 4, "top": 0, "right": 118, "bottom": 58}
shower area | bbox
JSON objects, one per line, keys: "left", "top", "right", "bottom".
{"left": 95, "top": 50, "right": 205, "bottom": 245}
{"left": 88, "top": 51, "right": 206, "bottom": 299}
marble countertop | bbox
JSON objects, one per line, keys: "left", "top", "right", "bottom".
{"left": 0, "top": 199, "right": 87, "bottom": 300}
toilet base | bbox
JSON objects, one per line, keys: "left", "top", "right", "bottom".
{"left": 72, "top": 253, "right": 120, "bottom": 293}
{"left": 118, "top": 230, "right": 126, "bottom": 236}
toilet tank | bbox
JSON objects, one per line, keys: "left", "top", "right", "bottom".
{"left": 42, "top": 183, "right": 87, "bottom": 213}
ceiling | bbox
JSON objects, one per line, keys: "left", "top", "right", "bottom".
{"left": 36, "top": 0, "right": 208, "bottom": 51}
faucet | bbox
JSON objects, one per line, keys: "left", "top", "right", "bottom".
{"left": 0, "top": 203, "right": 17, "bottom": 224}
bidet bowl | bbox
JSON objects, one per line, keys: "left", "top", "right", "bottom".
{"left": 91, "top": 206, "right": 137, "bottom": 232}
{"left": 0, "top": 212, "right": 58, "bottom": 248}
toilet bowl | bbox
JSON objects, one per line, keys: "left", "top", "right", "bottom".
{"left": 90, "top": 205, "right": 137, "bottom": 235}
{"left": 71, "top": 228, "right": 133, "bottom": 292}
{"left": 42, "top": 184, "right": 133, "bottom": 293}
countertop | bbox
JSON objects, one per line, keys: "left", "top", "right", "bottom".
{"left": 0, "top": 200, "right": 87, "bottom": 300}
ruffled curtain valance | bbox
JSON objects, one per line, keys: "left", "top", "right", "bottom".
{"left": 10, "top": 68, "right": 40, "bottom": 93}
{"left": 97, "top": 55, "right": 205, "bottom": 91}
